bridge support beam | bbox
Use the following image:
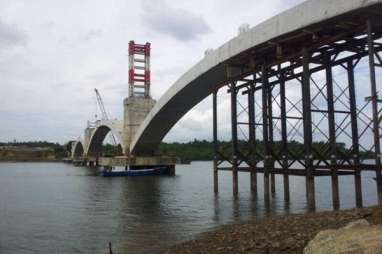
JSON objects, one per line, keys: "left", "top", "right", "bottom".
{"left": 367, "top": 19, "right": 382, "bottom": 205}
{"left": 347, "top": 59, "right": 363, "bottom": 208}
{"left": 262, "top": 65, "right": 270, "bottom": 203}
{"left": 325, "top": 54, "right": 339, "bottom": 210}
{"left": 267, "top": 76, "right": 276, "bottom": 196}
{"left": 230, "top": 80, "right": 239, "bottom": 196}
{"left": 213, "top": 89, "right": 219, "bottom": 194}
{"left": 302, "top": 48, "right": 316, "bottom": 211}
{"left": 279, "top": 70, "right": 290, "bottom": 202}
{"left": 248, "top": 80, "right": 257, "bottom": 195}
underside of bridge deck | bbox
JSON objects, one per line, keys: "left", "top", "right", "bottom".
{"left": 212, "top": 9, "right": 382, "bottom": 211}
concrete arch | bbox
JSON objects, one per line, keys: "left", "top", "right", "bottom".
{"left": 65, "top": 141, "right": 76, "bottom": 157}
{"left": 72, "top": 141, "right": 85, "bottom": 158}
{"left": 130, "top": 0, "right": 382, "bottom": 155}
{"left": 85, "top": 120, "right": 124, "bottom": 156}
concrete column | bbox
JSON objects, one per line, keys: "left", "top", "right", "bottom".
{"left": 123, "top": 97, "right": 156, "bottom": 155}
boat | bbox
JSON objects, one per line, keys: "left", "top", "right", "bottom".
{"left": 100, "top": 166, "right": 170, "bottom": 177}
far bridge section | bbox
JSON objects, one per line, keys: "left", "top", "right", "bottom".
{"left": 65, "top": 41, "right": 177, "bottom": 174}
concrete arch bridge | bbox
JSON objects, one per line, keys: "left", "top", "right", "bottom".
{"left": 67, "top": 119, "right": 123, "bottom": 159}
{"left": 67, "top": 0, "right": 382, "bottom": 210}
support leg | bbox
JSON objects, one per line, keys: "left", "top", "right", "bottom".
{"left": 262, "top": 66, "right": 270, "bottom": 202}
{"left": 213, "top": 90, "right": 219, "bottom": 194}
{"left": 230, "top": 81, "right": 239, "bottom": 196}
{"left": 280, "top": 72, "right": 290, "bottom": 202}
{"left": 248, "top": 80, "right": 257, "bottom": 195}
{"left": 325, "top": 55, "right": 339, "bottom": 210}
{"left": 348, "top": 59, "right": 363, "bottom": 208}
{"left": 271, "top": 174, "right": 276, "bottom": 195}
{"left": 367, "top": 20, "right": 382, "bottom": 205}
{"left": 302, "top": 48, "right": 316, "bottom": 211}
{"left": 267, "top": 82, "right": 276, "bottom": 196}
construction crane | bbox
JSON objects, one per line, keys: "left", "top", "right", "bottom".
{"left": 95, "top": 88, "right": 109, "bottom": 120}
{"left": 94, "top": 88, "right": 117, "bottom": 146}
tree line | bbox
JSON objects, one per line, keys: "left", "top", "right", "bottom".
{"left": 1, "top": 140, "right": 374, "bottom": 161}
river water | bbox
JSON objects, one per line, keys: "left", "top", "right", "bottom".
{"left": 0, "top": 161, "right": 378, "bottom": 253}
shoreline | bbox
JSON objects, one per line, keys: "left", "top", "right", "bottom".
{"left": 161, "top": 206, "right": 379, "bottom": 254}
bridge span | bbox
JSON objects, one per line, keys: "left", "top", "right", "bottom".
{"left": 67, "top": 0, "right": 382, "bottom": 211}
{"left": 131, "top": 0, "right": 382, "bottom": 155}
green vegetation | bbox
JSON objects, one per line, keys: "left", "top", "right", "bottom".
{"left": 0, "top": 139, "right": 374, "bottom": 162}
{"left": 100, "top": 144, "right": 123, "bottom": 157}
{"left": 159, "top": 140, "right": 215, "bottom": 161}
{"left": 158, "top": 139, "right": 373, "bottom": 162}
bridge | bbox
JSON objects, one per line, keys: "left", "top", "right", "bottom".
{"left": 67, "top": 0, "right": 382, "bottom": 211}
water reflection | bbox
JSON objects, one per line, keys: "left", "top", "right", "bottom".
{"left": 0, "top": 161, "right": 379, "bottom": 254}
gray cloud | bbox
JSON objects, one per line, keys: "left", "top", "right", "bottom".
{"left": 0, "top": 18, "right": 27, "bottom": 50}
{"left": 84, "top": 29, "right": 103, "bottom": 41}
{"left": 141, "top": 0, "right": 211, "bottom": 41}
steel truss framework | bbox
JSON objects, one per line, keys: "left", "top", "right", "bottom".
{"left": 213, "top": 18, "right": 382, "bottom": 211}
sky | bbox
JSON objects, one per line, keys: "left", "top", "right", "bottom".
{"left": 0, "top": 0, "right": 325, "bottom": 144}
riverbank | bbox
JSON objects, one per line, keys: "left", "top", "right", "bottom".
{"left": 0, "top": 159, "right": 62, "bottom": 162}
{"left": 161, "top": 206, "right": 380, "bottom": 254}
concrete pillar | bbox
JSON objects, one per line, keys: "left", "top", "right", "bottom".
{"left": 84, "top": 127, "right": 95, "bottom": 151}
{"left": 123, "top": 97, "right": 156, "bottom": 155}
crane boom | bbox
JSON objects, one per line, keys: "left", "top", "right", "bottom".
{"left": 95, "top": 88, "right": 109, "bottom": 120}
{"left": 94, "top": 88, "right": 117, "bottom": 146}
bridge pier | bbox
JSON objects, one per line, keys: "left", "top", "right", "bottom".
{"left": 123, "top": 97, "right": 156, "bottom": 155}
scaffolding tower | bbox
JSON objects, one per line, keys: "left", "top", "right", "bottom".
{"left": 128, "top": 41, "right": 151, "bottom": 98}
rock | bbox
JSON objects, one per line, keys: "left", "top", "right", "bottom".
{"left": 271, "top": 242, "right": 280, "bottom": 249}
{"left": 372, "top": 206, "right": 382, "bottom": 225}
{"left": 343, "top": 219, "right": 370, "bottom": 229}
{"left": 304, "top": 219, "right": 382, "bottom": 254}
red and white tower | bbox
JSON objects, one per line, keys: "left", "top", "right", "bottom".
{"left": 128, "top": 41, "right": 151, "bottom": 98}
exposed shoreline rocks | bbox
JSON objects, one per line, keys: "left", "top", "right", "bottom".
{"left": 304, "top": 218, "right": 382, "bottom": 254}
{"left": 161, "top": 206, "right": 381, "bottom": 254}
